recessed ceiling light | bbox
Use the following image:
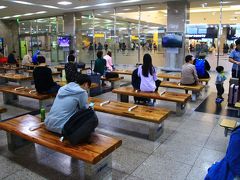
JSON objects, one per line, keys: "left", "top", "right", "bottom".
{"left": 123, "top": 9, "right": 131, "bottom": 11}
{"left": 42, "top": 5, "right": 59, "bottom": 9}
{"left": 121, "top": 0, "right": 142, "bottom": 3}
{"left": 0, "top": 6, "right": 7, "bottom": 9}
{"left": 2, "top": 16, "right": 11, "bottom": 19}
{"left": 95, "top": 3, "right": 114, "bottom": 6}
{"left": 35, "top": 11, "right": 47, "bottom": 14}
{"left": 12, "top": 1, "right": 33, "bottom": 5}
{"left": 23, "top": 13, "right": 34, "bottom": 16}
{"left": 73, "top": 6, "right": 89, "bottom": 9}
{"left": 230, "top": 5, "right": 240, "bottom": 8}
{"left": 57, "top": 1, "right": 72, "bottom": 5}
{"left": 12, "top": 15, "right": 21, "bottom": 17}
{"left": 146, "top": 7, "right": 155, "bottom": 9}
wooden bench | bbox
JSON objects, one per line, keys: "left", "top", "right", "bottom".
{"left": 89, "top": 97, "right": 170, "bottom": 140}
{"left": 0, "top": 73, "right": 32, "bottom": 87}
{"left": 0, "top": 107, "right": 7, "bottom": 120}
{"left": 160, "top": 81, "right": 204, "bottom": 101}
{"left": 0, "top": 114, "right": 121, "bottom": 179}
{"left": 111, "top": 69, "right": 133, "bottom": 75}
{"left": 0, "top": 85, "right": 55, "bottom": 109}
{"left": 112, "top": 87, "right": 191, "bottom": 115}
{"left": 157, "top": 73, "right": 210, "bottom": 85}
{"left": 219, "top": 119, "right": 238, "bottom": 136}
{"left": 101, "top": 76, "right": 124, "bottom": 89}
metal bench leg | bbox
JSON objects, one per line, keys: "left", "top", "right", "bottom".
{"left": 176, "top": 103, "right": 186, "bottom": 116}
{"left": 3, "top": 93, "right": 19, "bottom": 104}
{"left": 148, "top": 123, "right": 164, "bottom": 141}
{"left": 191, "top": 91, "right": 197, "bottom": 101}
{"left": 84, "top": 154, "right": 112, "bottom": 180}
{"left": 117, "top": 94, "right": 129, "bottom": 103}
{"left": 6, "top": 132, "right": 32, "bottom": 151}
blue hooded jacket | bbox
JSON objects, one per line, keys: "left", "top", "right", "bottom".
{"left": 205, "top": 126, "right": 240, "bottom": 180}
{"left": 45, "top": 82, "right": 88, "bottom": 134}
{"left": 32, "top": 50, "right": 40, "bottom": 64}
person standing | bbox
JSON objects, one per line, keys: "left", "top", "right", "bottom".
{"left": 229, "top": 38, "right": 240, "bottom": 78}
{"left": 215, "top": 66, "right": 226, "bottom": 103}
{"left": 103, "top": 51, "right": 114, "bottom": 71}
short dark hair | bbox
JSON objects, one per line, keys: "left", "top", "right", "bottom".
{"left": 37, "top": 56, "right": 46, "bottom": 64}
{"left": 235, "top": 38, "right": 240, "bottom": 45}
{"left": 69, "top": 50, "right": 75, "bottom": 55}
{"left": 97, "top": 51, "right": 103, "bottom": 58}
{"left": 216, "top": 66, "right": 224, "bottom": 73}
{"left": 107, "top": 51, "right": 112, "bottom": 57}
{"left": 76, "top": 74, "right": 91, "bottom": 87}
{"left": 68, "top": 54, "right": 75, "bottom": 62}
{"left": 185, "top": 55, "right": 193, "bottom": 63}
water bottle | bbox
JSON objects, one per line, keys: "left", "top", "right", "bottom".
{"left": 40, "top": 107, "right": 46, "bottom": 122}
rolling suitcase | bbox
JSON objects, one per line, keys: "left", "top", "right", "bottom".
{"left": 228, "top": 78, "right": 240, "bottom": 106}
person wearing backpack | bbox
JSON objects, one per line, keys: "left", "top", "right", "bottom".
{"left": 193, "top": 52, "right": 211, "bottom": 79}
{"left": 45, "top": 74, "right": 95, "bottom": 136}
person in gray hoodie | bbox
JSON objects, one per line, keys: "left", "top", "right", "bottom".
{"left": 45, "top": 74, "right": 91, "bottom": 134}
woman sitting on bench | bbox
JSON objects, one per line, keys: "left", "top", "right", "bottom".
{"left": 137, "top": 53, "right": 161, "bottom": 92}
{"left": 33, "top": 56, "right": 60, "bottom": 94}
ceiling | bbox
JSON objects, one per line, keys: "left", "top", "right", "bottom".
{"left": 0, "top": 0, "right": 240, "bottom": 25}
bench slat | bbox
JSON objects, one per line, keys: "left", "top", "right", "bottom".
{"left": 157, "top": 73, "right": 210, "bottom": 82}
{"left": 112, "top": 87, "right": 191, "bottom": 103}
{"left": 111, "top": 70, "right": 133, "bottom": 75}
{"left": 220, "top": 119, "right": 237, "bottom": 129}
{"left": 160, "top": 81, "right": 204, "bottom": 91}
{"left": 101, "top": 77, "right": 124, "bottom": 81}
{"left": 0, "top": 115, "right": 122, "bottom": 164}
{"left": 89, "top": 97, "right": 170, "bottom": 123}
{"left": 0, "top": 86, "right": 55, "bottom": 100}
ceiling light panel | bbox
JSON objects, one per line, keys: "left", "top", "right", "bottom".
{"left": 57, "top": 1, "right": 72, "bottom": 5}
{"left": 95, "top": 3, "right": 114, "bottom": 6}
{"left": 12, "top": 1, "right": 33, "bottom": 5}
{"left": 0, "top": 6, "right": 7, "bottom": 9}
{"left": 41, "top": 5, "right": 60, "bottom": 9}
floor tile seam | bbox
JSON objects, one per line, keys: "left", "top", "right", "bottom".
{"left": 1, "top": 169, "right": 22, "bottom": 180}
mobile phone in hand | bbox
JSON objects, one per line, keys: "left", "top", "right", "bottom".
{"left": 89, "top": 102, "right": 95, "bottom": 108}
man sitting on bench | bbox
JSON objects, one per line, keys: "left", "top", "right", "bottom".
{"left": 33, "top": 56, "right": 60, "bottom": 94}
{"left": 45, "top": 74, "right": 97, "bottom": 141}
{"left": 180, "top": 55, "right": 199, "bottom": 94}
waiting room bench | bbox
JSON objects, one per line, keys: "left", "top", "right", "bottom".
{"left": 220, "top": 119, "right": 238, "bottom": 137}
{"left": 0, "top": 85, "right": 56, "bottom": 109}
{"left": 89, "top": 97, "right": 171, "bottom": 140}
{"left": 0, "top": 114, "right": 122, "bottom": 179}
{"left": 101, "top": 76, "right": 124, "bottom": 89}
{"left": 157, "top": 73, "right": 210, "bottom": 85}
{"left": 111, "top": 69, "right": 133, "bottom": 75}
{"left": 0, "top": 73, "right": 32, "bottom": 87}
{"left": 160, "top": 81, "right": 204, "bottom": 101}
{"left": 0, "top": 107, "right": 7, "bottom": 120}
{"left": 112, "top": 86, "right": 191, "bottom": 115}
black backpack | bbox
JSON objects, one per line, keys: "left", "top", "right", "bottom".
{"left": 62, "top": 108, "right": 98, "bottom": 145}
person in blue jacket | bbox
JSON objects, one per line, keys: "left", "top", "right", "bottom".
{"left": 32, "top": 50, "right": 40, "bottom": 65}
{"left": 205, "top": 126, "right": 240, "bottom": 180}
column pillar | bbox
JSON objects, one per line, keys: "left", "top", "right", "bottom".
{"left": 162, "top": 1, "right": 189, "bottom": 72}
{"left": 63, "top": 12, "right": 83, "bottom": 62}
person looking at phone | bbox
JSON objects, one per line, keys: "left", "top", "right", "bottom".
{"left": 45, "top": 74, "right": 91, "bottom": 134}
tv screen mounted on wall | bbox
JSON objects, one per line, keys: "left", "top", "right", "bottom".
{"left": 58, "top": 36, "right": 70, "bottom": 47}
{"left": 162, "top": 33, "right": 183, "bottom": 48}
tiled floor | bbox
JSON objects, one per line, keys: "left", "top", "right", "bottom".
{"left": 0, "top": 71, "right": 235, "bottom": 180}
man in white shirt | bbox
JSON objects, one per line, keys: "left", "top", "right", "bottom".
{"left": 103, "top": 51, "right": 114, "bottom": 71}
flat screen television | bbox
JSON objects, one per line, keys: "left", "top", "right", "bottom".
{"left": 162, "top": 33, "right": 183, "bottom": 48}
{"left": 205, "top": 27, "right": 218, "bottom": 38}
{"left": 58, "top": 36, "right": 70, "bottom": 47}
